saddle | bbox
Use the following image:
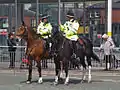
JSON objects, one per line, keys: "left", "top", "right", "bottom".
{"left": 78, "top": 38, "right": 84, "bottom": 46}
{"left": 68, "top": 38, "right": 85, "bottom": 51}
{"left": 77, "top": 38, "right": 86, "bottom": 50}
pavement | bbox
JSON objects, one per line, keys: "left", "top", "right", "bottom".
{"left": 0, "top": 68, "right": 120, "bottom": 90}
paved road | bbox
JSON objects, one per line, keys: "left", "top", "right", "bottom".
{"left": 0, "top": 68, "right": 120, "bottom": 90}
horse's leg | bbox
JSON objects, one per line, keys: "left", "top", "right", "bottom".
{"left": 81, "top": 67, "right": 87, "bottom": 83}
{"left": 37, "top": 60, "right": 43, "bottom": 84}
{"left": 60, "top": 61, "right": 64, "bottom": 78}
{"left": 77, "top": 50, "right": 86, "bottom": 83}
{"left": 86, "top": 56, "right": 92, "bottom": 83}
{"left": 54, "top": 56, "right": 61, "bottom": 85}
{"left": 26, "top": 56, "right": 32, "bottom": 84}
{"left": 64, "top": 58, "right": 69, "bottom": 85}
{"left": 88, "top": 65, "right": 92, "bottom": 83}
{"left": 80, "top": 57, "right": 87, "bottom": 83}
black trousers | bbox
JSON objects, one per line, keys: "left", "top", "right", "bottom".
{"left": 72, "top": 41, "right": 77, "bottom": 53}
{"left": 44, "top": 39, "right": 50, "bottom": 51}
{"left": 104, "top": 55, "right": 112, "bottom": 70}
{"left": 9, "top": 51, "right": 16, "bottom": 67}
{"left": 42, "top": 39, "right": 49, "bottom": 68}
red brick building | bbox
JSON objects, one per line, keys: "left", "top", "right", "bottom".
{"left": 88, "top": 2, "right": 120, "bottom": 47}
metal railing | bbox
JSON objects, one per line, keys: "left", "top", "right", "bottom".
{"left": 0, "top": 46, "right": 120, "bottom": 69}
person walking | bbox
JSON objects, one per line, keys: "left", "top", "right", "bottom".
{"left": 100, "top": 34, "right": 115, "bottom": 70}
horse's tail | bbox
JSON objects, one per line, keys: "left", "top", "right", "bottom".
{"left": 91, "top": 52, "right": 100, "bottom": 62}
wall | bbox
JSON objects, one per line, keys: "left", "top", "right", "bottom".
{"left": 100, "top": 9, "right": 120, "bottom": 24}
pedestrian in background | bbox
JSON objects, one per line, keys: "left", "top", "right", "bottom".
{"left": 100, "top": 34, "right": 115, "bottom": 70}
{"left": 7, "top": 32, "right": 17, "bottom": 68}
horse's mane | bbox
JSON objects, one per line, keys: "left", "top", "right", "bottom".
{"left": 27, "top": 27, "right": 40, "bottom": 40}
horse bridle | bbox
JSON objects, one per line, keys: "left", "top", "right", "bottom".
{"left": 17, "top": 25, "right": 28, "bottom": 38}
{"left": 52, "top": 32, "right": 65, "bottom": 53}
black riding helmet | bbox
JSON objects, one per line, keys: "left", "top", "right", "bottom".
{"left": 66, "top": 10, "right": 74, "bottom": 18}
{"left": 41, "top": 14, "right": 50, "bottom": 21}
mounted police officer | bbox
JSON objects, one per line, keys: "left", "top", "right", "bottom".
{"left": 37, "top": 14, "right": 53, "bottom": 53}
{"left": 60, "top": 10, "right": 79, "bottom": 58}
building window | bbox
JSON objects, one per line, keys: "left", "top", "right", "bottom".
{"left": 95, "top": 11, "right": 100, "bottom": 18}
{"left": 0, "top": 17, "right": 8, "bottom": 29}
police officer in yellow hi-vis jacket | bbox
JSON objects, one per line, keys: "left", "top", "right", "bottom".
{"left": 37, "top": 14, "right": 53, "bottom": 68}
{"left": 60, "top": 10, "right": 79, "bottom": 58}
{"left": 37, "top": 14, "right": 52, "bottom": 52}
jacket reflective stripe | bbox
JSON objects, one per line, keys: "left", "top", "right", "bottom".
{"left": 37, "top": 22, "right": 52, "bottom": 38}
{"left": 60, "top": 19, "right": 79, "bottom": 41}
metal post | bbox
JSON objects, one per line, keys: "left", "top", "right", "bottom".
{"left": 8, "top": 4, "right": 12, "bottom": 33}
{"left": 105, "top": 0, "right": 108, "bottom": 34}
{"left": 15, "top": 0, "right": 17, "bottom": 32}
{"left": 58, "top": 0, "right": 61, "bottom": 25}
{"left": 107, "top": 0, "right": 112, "bottom": 37}
{"left": 21, "top": 4, "right": 24, "bottom": 22}
{"left": 36, "top": 0, "right": 39, "bottom": 27}
{"left": 20, "top": 4, "right": 24, "bottom": 67}
{"left": 87, "top": 8, "right": 91, "bottom": 39}
{"left": 88, "top": 2, "right": 92, "bottom": 40}
{"left": 63, "top": 3, "right": 65, "bottom": 23}
{"left": 74, "top": 2, "right": 79, "bottom": 21}
{"left": 83, "top": 0, "right": 86, "bottom": 36}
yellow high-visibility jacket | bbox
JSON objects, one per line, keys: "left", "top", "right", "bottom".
{"left": 60, "top": 19, "right": 79, "bottom": 41}
{"left": 37, "top": 22, "right": 52, "bottom": 39}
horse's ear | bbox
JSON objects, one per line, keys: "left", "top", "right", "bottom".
{"left": 22, "top": 21, "right": 25, "bottom": 26}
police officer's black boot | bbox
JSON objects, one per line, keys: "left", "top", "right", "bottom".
{"left": 71, "top": 41, "right": 81, "bottom": 69}
{"left": 71, "top": 41, "right": 77, "bottom": 59}
{"left": 71, "top": 41, "right": 77, "bottom": 67}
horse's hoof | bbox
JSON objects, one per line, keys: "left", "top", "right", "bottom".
{"left": 58, "top": 77, "right": 63, "bottom": 82}
{"left": 38, "top": 80, "right": 43, "bottom": 84}
{"left": 53, "top": 81, "right": 58, "bottom": 86}
{"left": 26, "top": 80, "right": 31, "bottom": 84}
{"left": 80, "top": 80, "right": 84, "bottom": 84}
{"left": 38, "top": 77, "right": 43, "bottom": 84}
{"left": 38, "top": 81, "right": 43, "bottom": 84}
{"left": 64, "top": 82, "right": 69, "bottom": 85}
{"left": 88, "top": 80, "right": 92, "bottom": 83}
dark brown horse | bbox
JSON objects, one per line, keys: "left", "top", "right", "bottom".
{"left": 51, "top": 28, "right": 100, "bottom": 85}
{"left": 16, "top": 25, "right": 49, "bottom": 84}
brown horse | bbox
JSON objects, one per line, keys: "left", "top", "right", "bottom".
{"left": 16, "top": 25, "right": 49, "bottom": 84}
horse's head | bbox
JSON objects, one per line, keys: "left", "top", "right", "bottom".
{"left": 51, "top": 29, "right": 64, "bottom": 54}
{"left": 16, "top": 25, "right": 28, "bottom": 39}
